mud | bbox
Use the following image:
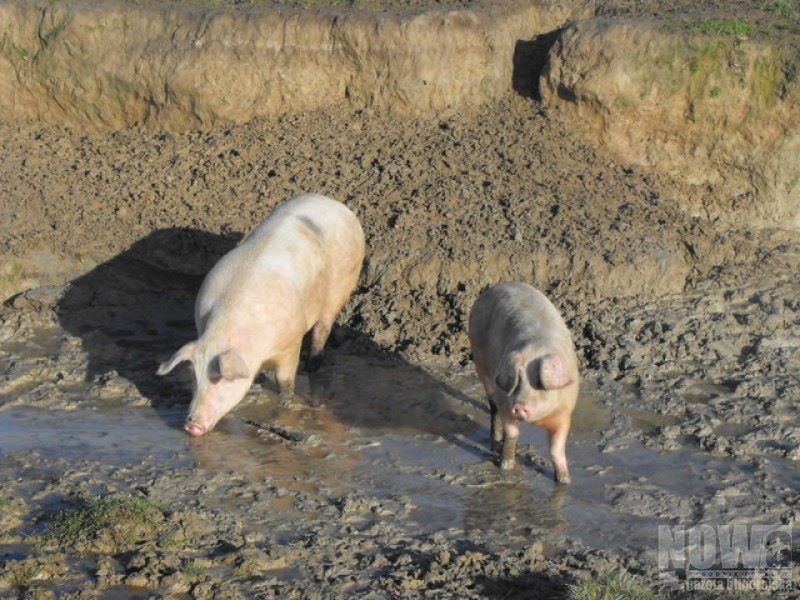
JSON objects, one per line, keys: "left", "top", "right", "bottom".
{"left": 3, "top": 346, "right": 796, "bottom": 597}
{"left": 1, "top": 0, "right": 799, "bottom": 598}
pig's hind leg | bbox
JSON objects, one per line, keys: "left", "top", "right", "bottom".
{"left": 306, "top": 318, "right": 333, "bottom": 373}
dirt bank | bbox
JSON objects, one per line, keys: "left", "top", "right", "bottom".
{"left": 541, "top": 16, "right": 800, "bottom": 227}
{"left": 0, "top": 0, "right": 590, "bottom": 130}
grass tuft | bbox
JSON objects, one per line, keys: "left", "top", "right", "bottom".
{"left": 43, "top": 493, "right": 165, "bottom": 553}
{"left": 688, "top": 19, "right": 757, "bottom": 36}
{"left": 766, "top": 0, "right": 800, "bottom": 23}
{"left": 568, "top": 572, "right": 666, "bottom": 600}
{"left": 182, "top": 559, "right": 206, "bottom": 579}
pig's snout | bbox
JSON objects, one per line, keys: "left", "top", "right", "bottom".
{"left": 184, "top": 420, "right": 207, "bottom": 437}
{"left": 511, "top": 404, "right": 534, "bottom": 421}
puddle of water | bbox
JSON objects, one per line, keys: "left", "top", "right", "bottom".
{"left": 0, "top": 406, "right": 190, "bottom": 465}
{"left": 1, "top": 350, "right": 796, "bottom": 558}
{"left": 715, "top": 422, "right": 751, "bottom": 437}
{"left": 629, "top": 408, "right": 679, "bottom": 433}
{"left": 683, "top": 380, "right": 736, "bottom": 404}
{"left": 0, "top": 327, "right": 63, "bottom": 357}
{"left": 0, "top": 543, "right": 31, "bottom": 561}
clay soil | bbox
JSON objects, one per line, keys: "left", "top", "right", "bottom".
{"left": 0, "top": 1, "right": 798, "bottom": 599}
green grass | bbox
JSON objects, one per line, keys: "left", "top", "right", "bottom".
{"left": 688, "top": 19, "right": 757, "bottom": 36}
{"left": 709, "top": 85, "right": 722, "bottom": 97}
{"left": 182, "top": 559, "right": 206, "bottom": 579}
{"left": 43, "top": 493, "right": 165, "bottom": 552}
{"left": 0, "top": 495, "right": 10, "bottom": 510}
{"left": 568, "top": 572, "right": 666, "bottom": 600}
{"left": 8, "top": 563, "right": 38, "bottom": 588}
{"left": 766, "top": 0, "right": 800, "bottom": 23}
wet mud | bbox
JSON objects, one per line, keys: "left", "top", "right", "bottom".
{"left": 1, "top": 247, "right": 798, "bottom": 596}
{"left": 1, "top": 1, "right": 799, "bottom": 597}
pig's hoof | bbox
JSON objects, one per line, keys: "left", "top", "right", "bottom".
{"left": 279, "top": 388, "right": 295, "bottom": 401}
{"left": 555, "top": 471, "right": 571, "bottom": 485}
{"left": 499, "top": 458, "right": 516, "bottom": 471}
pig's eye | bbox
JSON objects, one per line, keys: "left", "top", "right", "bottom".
{"left": 526, "top": 360, "right": 542, "bottom": 389}
{"left": 207, "top": 363, "right": 222, "bottom": 384}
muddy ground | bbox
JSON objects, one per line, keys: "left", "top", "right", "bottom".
{"left": 1, "top": 0, "right": 799, "bottom": 598}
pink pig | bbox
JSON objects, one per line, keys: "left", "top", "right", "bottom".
{"left": 157, "top": 193, "right": 365, "bottom": 436}
{"left": 468, "top": 282, "right": 579, "bottom": 483}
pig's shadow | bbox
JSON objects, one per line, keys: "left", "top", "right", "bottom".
{"left": 302, "top": 329, "right": 487, "bottom": 453}
{"left": 56, "top": 228, "right": 241, "bottom": 425}
{"left": 56, "top": 228, "right": 489, "bottom": 452}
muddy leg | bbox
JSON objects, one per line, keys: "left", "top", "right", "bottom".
{"left": 275, "top": 344, "right": 302, "bottom": 399}
{"left": 489, "top": 400, "right": 504, "bottom": 453}
{"left": 548, "top": 416, "right": 571, "bottom": 484}
{"left": 306, "top": 319, "right": 333, "bottom": 372}
{"left": 500, "top": 418, "right": 519, "bottom": 471}
{"left": 479, "top": 374, "right": 502, "bottom": 453}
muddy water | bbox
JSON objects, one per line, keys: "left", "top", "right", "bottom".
{"left": 3, "top": 345, "right": 794, "bottom": 561}
{"left": 1, "top": 249, "right": 798, "bottom": 596}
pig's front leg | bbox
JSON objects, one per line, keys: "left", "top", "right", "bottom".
{"left": 546, "top": 414, "right": 572, "bottom": 484}
{"left": 499, "top": 413, "right": 519, "bottom": 471}
{"left": 274, "top": 343, "right": 302, "bottom": 399}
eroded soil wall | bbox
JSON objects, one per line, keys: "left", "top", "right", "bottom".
{"left": 541, "top": 18, "right": 800, "bottom": 227}
{"left": 0, "top": 0, "right": 589, "bottom": 130}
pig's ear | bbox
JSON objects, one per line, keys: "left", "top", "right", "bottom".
{"left": 494, "top": 356, "right": 520, "bottom": 395}
{"left": 537, "top": 353, "right": 572, "bottom": 390}
{"left": 209, "top": 350, "right": 249, "bottom": 382}
{"left": 157, "top": 342, "right": 196, "bottom": 375}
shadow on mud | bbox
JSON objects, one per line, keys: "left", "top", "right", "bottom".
{"left": 56, "top": 228, "right": 240, "bottom": 418}
{"left": 479, "top": 571, "right": 571, "bottom": 598}
{"left": 298, "top": 327, "right": 489, "bottom": 457}
{"left": 55, "top": 228, "right": 488, "bottom": 448}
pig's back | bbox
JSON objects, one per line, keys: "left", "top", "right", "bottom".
{"left": 470, "top": 282, "right": 574, "bottom": 368}
{"left": 196, "top": 194, "right": 363, "bottom": 328}
{"left": 250, "top": 194, "right": 363, "bottom": 287}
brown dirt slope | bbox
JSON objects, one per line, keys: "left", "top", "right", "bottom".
{"left": 0, "top": 0, "right": 590, "bottom": 130}
{"left": 541, "top": 15, "right": 800, "bottom": 228}
{"left": 1, "top": 93, "right": 796, "bottom": 363}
